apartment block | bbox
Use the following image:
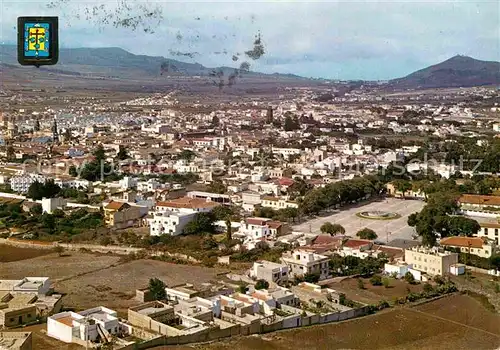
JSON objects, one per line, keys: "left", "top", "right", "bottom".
{"left": 404, "top": 246, "right": 458, "bottom": 276}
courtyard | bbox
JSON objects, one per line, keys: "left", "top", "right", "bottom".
{"left": 293, "top": 198, "right": 425, "bottom": 242}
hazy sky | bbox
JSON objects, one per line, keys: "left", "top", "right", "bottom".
{"left": 1, "top": 0, "right": 498, "bottom": 80}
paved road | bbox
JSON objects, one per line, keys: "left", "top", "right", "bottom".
{"left": 293, "top": 198, "right": 425, "bottom": 242}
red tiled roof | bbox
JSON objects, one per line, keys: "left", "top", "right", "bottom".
{"left": 343, "top": 239, "right": 372, "bottom": 249}
{"left": 267, "top": 221, "right": 282, "bottom": 229}
{"left": 104, "top": 201, "right": 127, "bottom": 211}
{"left": 312, "top": 235, "right": 341, "bottom": 246}
{"left": 276, "top": 177, "right": 295, "bottom": 186}
{"left": 246, "top": 218, "right": 270, "bottom": 226}
{"left": 440, "top": 236, "right": 484, "bottom": 249}
{"left": 459, "top": 194, "right": 500, "bottom": 206}
{"left": 156, "top": 197, "right": 219, "bottom": 210}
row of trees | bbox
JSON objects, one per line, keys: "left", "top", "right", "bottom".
{"left": 407, "top": 191, "right": 480, "bottom": 246}
{"left": 299, "top": 175, "right": 384, "bottom": 216}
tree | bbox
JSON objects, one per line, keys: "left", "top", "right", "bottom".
{"left": 34, "top": 119, "right": 40, "bottom": 132}
{"left": 208, "top": 179, "right": 227, "bottom": 194}
{"left": 6, "top": 146, "right": 15, "bottom": 161}
{"left": 116, "top": 145, "right": 129, "bottom": 160}
{"left": 423, "top": 283, "right": 434, "bottom": 293}
{"left": 357, "top": 278, "right": 365, "bottom": 289}
{"left": 393, "top": 179, "right": 412, "bottom": 198}
{"left": 490, "top": 255, "right": 500, "bottom": 270}
{"left": 68, "top": 165, "right": 78, "bottom": 177}
{"left": 446, "top": 216, "right": 480, "bottom": 237}
{"left": 29, "top": 204, "right": 43, "bottom": 216}
{"left": 356, "top": 228, "right": 378, "bottom": 240}
{"left": 211, "top": 115, "right": 220, "bottom": 126}
{"left": 148, "top": 278, "right": 166, "bottom": 301}
{"left": 320, "top": 222, "right": 335, "bottom": 235}
{"left": 93, "top": 144, "right": 106, "bottom": 163}
{"left": 382, "top": 277, "right": 390, "bottom": 288}
{"left": 178, "top": 149, "right": 196, "bottom": 161}
{"left": 303, "top": 273, "right": 320, "bottom": 283}
{"left": 183, "top": 212, "right": 216, "bottom": 235}
{"left": 225, "top": 218, "right": 232, "bottom": 241}
{"left": 27, "top": 180, "right": 61, "bottom": 200}
{"left": 404, "top": 272, "right": 416, "bottom": 284}
{"left": 41, "top": 213, "right": 56, "bottom": 234}
{"left": 370, "top": 275, "right": 382, "bottom": 286}
{"left": 407, "top": 213, "right": 418, "bottom": 227}
{"left": 320, "top": 222, "right": 346, "bottom": 236}
{"left": 255, "top": 279, "right": 269, "bottom": 290}
{"left": 284, "top": 114, "right": 300, "bottom": 131}
{"left": 238, "top": 284, "right": 248, "bottom": 294}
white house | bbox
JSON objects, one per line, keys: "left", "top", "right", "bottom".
{"left": 47, "top": 306, "right": 130, "bottom": 345}
{"left": 281, "top": 249, "right": 331, "bottom": 281}
{"left": 148, "top": 210, "right": 195, "bottom": 236}
{"left": 10, "top": 173, "right": 46, "bottom": 194}
{"left": 235, "top": 217, "right": 284, "bottom": 243}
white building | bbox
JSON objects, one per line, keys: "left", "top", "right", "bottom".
{"left": 47, "top": 306, "right": 129, "bottom": 345}
{"left": 477, "top": 222, "right": 500, "bottom": 245}
{"left": 250, "top": 260, "right": 289, "bottom": 284}
{"left": 10, "top": 174, "right": 46, "bottom": 194}
{"left": 281, "top": 249, "right": 331, "bottom": 281}
{"left": 235, "top": 217, "right": 284, "bottom": 243}
{"left": 54, "top": 178, "right": 91, "bottom": 190}
{"left": 261, "top": 196, "right": 298, "bottom": 210}
{"left": 404, "top": 246, "right": 458, "bottom": 277}
{"left": 41, "top": 197, "right": 67, "bottom": 214}
{"left": 147, "top": 197, "right": 219, "bottom": 236}
{"left": 148, "top": 210, "right": 195, "bottom": 236}
{"left": 119, "top": 176, "right": 138, "bottom": 190}
{"left": 384, "top": 262, "right": 411, "bottom": 278}
{"left": 137, "top": 179, "right": 162, "bottom": 192}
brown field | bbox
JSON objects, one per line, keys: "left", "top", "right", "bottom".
{"left": 0, "top": 244, "right": 53, "bottom": 262}
{"left": 164, "top": 295, "right": 499, "bottom": 350}
{"left": 329, "top": 277, "right": 424, "bottom": 304}
{"left": 0, "top": 251, "right": 225, "bottom": 314}
{"left": 0, "top": 251, "right": 121, "bottom": 280}
{"left": 56, "top": 259, "right": 225, "bottom": 313}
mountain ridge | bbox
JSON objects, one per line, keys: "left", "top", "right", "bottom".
{"left": 1, "top": 45, "right": 498, "bottom": 88}
{"left": 389, "top": 55, "right": 500, "bottom": 88}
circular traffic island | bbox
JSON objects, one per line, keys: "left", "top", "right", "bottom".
{"left": 356, "top": 210, "right": 401, "bottom": 220}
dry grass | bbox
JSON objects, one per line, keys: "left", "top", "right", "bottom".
{"left": 163, "top": 295, "right": 499, "bottom": 350}
{"left": 328, "top": 277, "right": 423, "bottom": 304}
{"left": 0, "top": 251, "right": 121, "bottom": 280}
{"left": 0, "top": 244, "right": 53, "bottom": 262}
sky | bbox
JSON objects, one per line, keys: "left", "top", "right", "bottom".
{"left": 0, "top": 0, "right": 499, "bottom": 80}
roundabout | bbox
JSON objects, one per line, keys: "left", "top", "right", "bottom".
{"left": 356, "top": 210, "right": 401, "bottom": 220}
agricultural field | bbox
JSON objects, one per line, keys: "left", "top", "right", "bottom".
{"left": 328, "top": 276, "right": 424, "bottom": 304}
{"left": 0, "top": 244, "right": 53, "bottom": 262}
{"left": 164, "top": 295, "right": 499, "bottom": 350}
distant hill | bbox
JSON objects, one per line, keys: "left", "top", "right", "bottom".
{"left": 0, "top": 45, "right": 306, "bottom": 81}
{"left": 390, "top": 55, "right": 500, "bottom": 89}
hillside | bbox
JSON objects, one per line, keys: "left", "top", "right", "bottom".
{"left": 0, "top": 45, "right": 304, "bottom": 81}
{"left": 390, "top": 55, "right": 500, "bottom": 89}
